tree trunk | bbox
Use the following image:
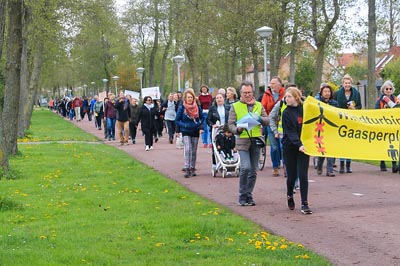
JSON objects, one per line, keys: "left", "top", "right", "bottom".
{"left": 18, "top": 4, "right": 30, "bottom": 137}
{"left": 23, "top": 41, "right": 43, "bottom": 132}
{"left": 289, "top": 1, "right": 300, "bottom": 83}
{"left": 185, "top": 45, "right": 200, "bottom": 93}
{"left": 0, "top": 0, "right": 6, "bottom": 59}
{"left": 367, "top": 0, "right": 377, "bottom": 109}
{"left": 311, "top": 0, "right": 340, "bottom": 94}
{"left": 148, "top": 0, "right": 159, "bottom": 87}
{"left": 3, "top": 0, "right": 23, "bottom": 155}
{"left": 230, "top": 46, "right": 237, "bottom": 85}
{"left": 251, "top": 44, "right": 260, "bottom": 99}
{"left": 159, "top": 29, "right": 171, "bottom": 96}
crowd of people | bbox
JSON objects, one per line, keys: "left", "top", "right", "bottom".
{"left": 47, "top": 74, "right": 395, "bottom": 215}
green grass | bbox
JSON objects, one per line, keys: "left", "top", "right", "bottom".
{"left": 0, "top": 109, "right": 332, "bottom": 265}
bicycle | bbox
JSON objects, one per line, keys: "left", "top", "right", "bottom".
{"left": 258, "top": 145, "right": 267, "bottom": 170}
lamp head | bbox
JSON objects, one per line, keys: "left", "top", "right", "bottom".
{"left": 173, "top": 55, "right": 185, "bottom": 64}
{"left": 256, "top": 26, "right": 273, "bottom": 38}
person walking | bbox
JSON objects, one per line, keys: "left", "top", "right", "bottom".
{"left": 137, "top": 96, "right": 158, "bottom": 151}
{"left": 161, "top": 93, "right": 177, "bottom": 144}
{"left": 104, "top": 94, "right": 117, "bottom": 141}
{"left": 334, "top": 74, "right": 362, "bottom": 174}
{"left": 207, "top": 93, "right": 231, "bottom": 170}
{"left": 228, "top": 81, "right": 269, "bottom": 206}
{"left": 282, "top": 87, "right": 312, "bottom": 215}
{"left": 198, "top": 85, "right": 213, "bottom": 148}
{"left": 316, "top": 84, "right": 338, "bottom": 177}
{"left": 93, "top": 98, "right": 104, "bottom": 130}
{"left": 175, "top": 89, "right": 204, "bottom": 178}
{"left": 261, "top": 76, "right": 285, "bottom": 177}
{"left": 127, "top": 95, "right": 140, "bottom": 144}
{"left": 114, "top": 91, "right": 131, "bottom": 145}
{"left": 375, "top": 80, "right": 399, "bottom": 173}
{"left": 72, "top": 96, "right": 83, "bottom": 122}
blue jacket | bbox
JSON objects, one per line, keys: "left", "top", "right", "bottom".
{"left": 175, "top": 104, "right": 204, "bottom": 137}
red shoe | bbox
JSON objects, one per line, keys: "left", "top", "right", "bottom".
{"left": 208, "top": 144, "right": 213, "bottom": 148}
{"left": 203, "top": 144, "right": 207, "bottom": 148}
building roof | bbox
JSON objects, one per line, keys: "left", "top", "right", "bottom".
{"left": 376, "top": 46, "right": 400, "bottom": 74}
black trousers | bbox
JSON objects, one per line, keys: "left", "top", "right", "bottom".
{"left": 283, "top": 147, "right": 310, "bottom": 205}
{"left": 129, "top": 120, "right": 137, "bottom": 141}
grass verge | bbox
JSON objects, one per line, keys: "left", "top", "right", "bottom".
{"left": 0, "top": 109, "right": 331, "bottom": 265}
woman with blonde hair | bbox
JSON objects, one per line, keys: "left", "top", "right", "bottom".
{"left": 282, "top": 87, "right": 312, "bottom": 214}
{"left": 175, "top": 89, "right": 204, "bottom": 177}
{"left": 225, "top": 87, "right": 238, "bottom": 107}
{"left": 334, "top": 74, "right": 362, "bottom": 173}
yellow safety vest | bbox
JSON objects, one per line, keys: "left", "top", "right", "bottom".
{"left": 277, "top": 101, "right": 287, "bottom": 134}
{"left": 233, "top": 101, "right": 263, "bottom": 138}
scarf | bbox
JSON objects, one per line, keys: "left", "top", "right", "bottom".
{"left": 144, "top": 103, "right": 154, "bottom": 110}
{"left": 240, "top": 96, "right": 256, "bottom": 105}
{"left": 183, "top": 101, "right": 199, "bottom": 119}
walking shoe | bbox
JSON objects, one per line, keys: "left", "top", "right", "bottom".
{"left": 169, "top": 139, "right": 173, "bottom": 144}
{"left": 203, "top": 144, "right": 207, "bottom": 148}
{"left": 184, "top": 169, "right": 190, "bottom": 178}
{"left": 155, "top": 138, "right": 159, "bottom": 143}
{"left": 246, "top": 197, "right": 256, "bottom": 206}
{"left": 150, "top": 146, "right": 154, "bottom": 150}
{"left": 287, "top": 196, "right": 295, "bottom": 210}
{"left": 132, "top": 139, "right": 135, "bottom": 144}
{"left": 189, "top": 168, "right": 197, "bottom": 177}
{"left": 326, "top": 172, "right": 335, "bottom": 177}
{"left": 208, "top": 144, "right": 213, "bottom": 148}
{"left": 238, "top": 195, "right": 247, "bottom": 206}
{"left": 301, "top": 204, "right": 312, "bottom": 215}
{"left": 272, "top": 168, "right": 279, "bottom": 177}
{"left": 145, "top": 146, "right": 150, "bottom": 151}
{"left": 317, "top": 167, "right": 322, "bottom": 175}
{"left": 393, "top": 166, "right": 398, "bottom": 173}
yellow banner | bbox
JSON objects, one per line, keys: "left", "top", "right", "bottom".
{"left": 301, "top": 96, "right": 400, "bottom": 161}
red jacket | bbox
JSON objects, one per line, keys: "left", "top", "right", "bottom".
{"left": 261, "top": 87, "right": 285, "bottom": 115}
{"left": 72, "top": 97, "right": 82, "bottom": 108}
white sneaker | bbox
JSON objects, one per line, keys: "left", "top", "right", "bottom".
{"left": 150, "top": 146, "right": 154, "bottom": 150}
{"left": 145, "top": 146, "right": 150, "bottom": 151}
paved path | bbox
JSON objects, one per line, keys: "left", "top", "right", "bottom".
{"left": 72, "top": 117, "right": 400, "bottom": 266}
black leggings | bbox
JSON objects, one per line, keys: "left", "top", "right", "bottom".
{"left": 283, "top": 147, "right": 310, "bottom": 204}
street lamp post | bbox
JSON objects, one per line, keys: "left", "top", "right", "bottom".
{"left": 173, "top": 55, "right": 185, "bottom": 91}
{"left": 136, "top": 67, "right": 145, "bottom": 89}
{"left": 102, "top": 78, "right": 108, "bottom": 94}
{"left": 90, "top": 81, "right": 96, "bottom": 96}
{"left": 113, "top": 76, "right": 119, "bottom": 95}
{"left": 83, "top": 84, "right": 87, "bottom": 96}
{"left": 256, "top": 26, "right": 273, "bottom": 94}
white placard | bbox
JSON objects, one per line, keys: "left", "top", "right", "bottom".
{"left": 124, "top": 90, "right": 140, "bottom": 100}
{"left": 141, "top": 87, "right": 161, "bottom": 100}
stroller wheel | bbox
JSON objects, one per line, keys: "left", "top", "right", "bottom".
{"left": 222, "top": 169, "right": 227, "bottom": 178}
{"left": 211, "top": 166, "right": 217, "bottom": 177}
{"left": 235, "top": 168, "right": 240, "bottom": 177}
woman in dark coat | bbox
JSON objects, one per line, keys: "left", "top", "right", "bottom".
{"left": 137, "top": 96, "right": 158, "bottom": 151}
{"left": 206, "top": 93, "right": 231, "bottom": 169}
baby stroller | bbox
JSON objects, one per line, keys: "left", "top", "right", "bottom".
{"left": 211, "top": 123, "right": 240, "bottom": 178}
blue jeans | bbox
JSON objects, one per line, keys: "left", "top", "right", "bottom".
{"left": 238, "top": 141, "right": 260, "bottom": 199}
{"left": 201, "top": 111, "right": 211, "bottom": 145}
{"left": 107, "top": 117, "right": 116, "bottom": 138}
{"left": 266, "top": 126, "right": 281, "bottom": 169}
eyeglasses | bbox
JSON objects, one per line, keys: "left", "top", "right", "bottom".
{"left": 146, "top": 99, "right": 152, "bottom": 101}
{"left": 385, "top": 88, "right": 393, "bottom": 91}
